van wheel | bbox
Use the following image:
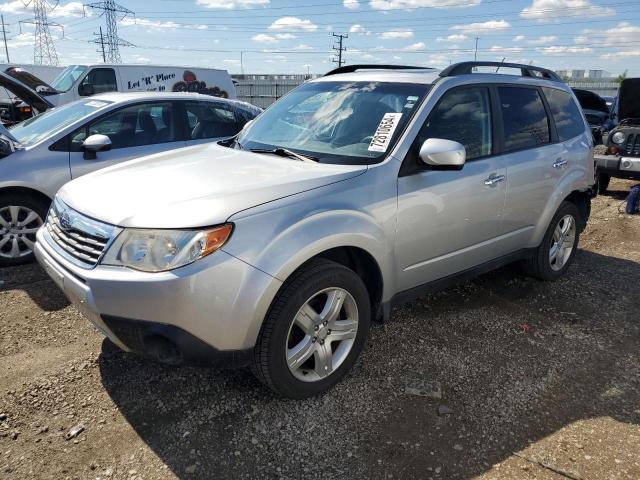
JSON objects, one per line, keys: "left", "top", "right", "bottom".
{"left": 0, "top": 193, "right": 49, "bottom": 266}
{"left": 252, "top": 259, "right": 370, "bottom": 399}
{"left": 524, "top": 201, "right": 580, "bottom": 281}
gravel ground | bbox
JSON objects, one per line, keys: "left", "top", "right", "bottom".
{"left": 1, "top": 178, "right": 639, "bottom": 480}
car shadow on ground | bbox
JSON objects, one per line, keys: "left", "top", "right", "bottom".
{"left": 98, "top": 249, "right": 639, "bottom": 479}
{"left": 0, "top": 263, "right": 70, "bottom": 311}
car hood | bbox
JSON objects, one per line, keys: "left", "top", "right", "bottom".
{"left": 0, "top": 70, "right": 53, "bottom": 114}
{"left": 58, "top": 143, "right": 367, "bottom": 228}
{"left": 618, "top": 78, "right": 640, "bottom": 121}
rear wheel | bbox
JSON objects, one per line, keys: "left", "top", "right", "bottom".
{"left": 252, "top": 259, "right": 370, "bottom": 399}
{"left": 0, "top": 193, "right": 48, "bottom": 266}
{"left": 524, "top": 201, "right": 580, "bottom": 281}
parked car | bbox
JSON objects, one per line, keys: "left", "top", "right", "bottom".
{"left": 593, "top": 78, "right": 640, "bottom": 192}
{"left": 0, "top": 69, "right": 53, "bottom": 125}
{"left": 572, "top": 88, "right": 615, "bottom": 144}
{"left": 602, "top": 95, "right": 616, "bottom": 110}
{"left": 0, "top": 92, "right": 261, "bottom": 265}
{"left": 35, "top": 62, "right": 595, "bottom": 398}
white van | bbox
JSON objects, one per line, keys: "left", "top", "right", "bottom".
{"left": 8, "top": 64, "right": 237, "bottom": 107}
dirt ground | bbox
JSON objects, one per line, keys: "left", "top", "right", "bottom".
{"left": 1, "top": 178, "right": 639, "bottom": 480}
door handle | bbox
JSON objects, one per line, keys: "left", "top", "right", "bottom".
{"left": 484, "top": 174, "right": 506, "bottom": 187}
{"left": 553, "top": 158, "right": 568, "bottom": 169}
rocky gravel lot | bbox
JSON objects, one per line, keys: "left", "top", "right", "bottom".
{"left": 1, "top": 178, "right": 639, "bottom": 480}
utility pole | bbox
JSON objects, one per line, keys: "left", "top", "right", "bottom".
{"left": 474, "top": 37, "right": 479, "bottom": 61}
{"left": 20, "top": 0, "right": 63, "bottom": 66}
{"left": 332, "top": 33, "right": 348, "bottom": 68}
{"left": 240, "top": 51, "right": 244, "bottom": 75}
{"left": 1, "top": 15, "right": 9, "bottom": 63}
{"left": 85, "top": 0, "right": 134, "bottom": 63}
{"left": 92, "top": 26, "right": 106, "bottom": 62}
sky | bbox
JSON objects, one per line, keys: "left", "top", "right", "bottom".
{"left": 0, "top": 0, "right": 639, "bottom": 76}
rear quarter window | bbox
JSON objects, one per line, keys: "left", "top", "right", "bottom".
{"left": 542, "top": 87, "right": 587, "bottom": 142}
{"left": 498, "top": 86, "right": 550, "bottom": 152}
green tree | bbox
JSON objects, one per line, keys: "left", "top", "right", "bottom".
{"left": 615, "top": 70, "right": 628, "bottom": 84}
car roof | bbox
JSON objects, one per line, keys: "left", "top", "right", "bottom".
{"left": 312, "top": 69, "right": 442, "bottom": 85}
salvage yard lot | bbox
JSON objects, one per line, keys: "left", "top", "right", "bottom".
{"left": 1, "top": 179, "right": 639, "bottom": 480}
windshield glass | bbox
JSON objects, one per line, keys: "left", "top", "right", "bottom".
{"left": 237, "top": 81, "right": 430, "bottom": 165}
{"left": 8, "top": 98, "right": 113, "bottom": 146}
{"left": 50, "top": 65, "right": 88, "bottom": 92}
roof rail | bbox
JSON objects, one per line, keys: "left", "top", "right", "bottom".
{"left": 324, "top": 64, "right": 435, "bottom": 76}
{"left": 439, "top": 61, "right": 562, "bottom": 82}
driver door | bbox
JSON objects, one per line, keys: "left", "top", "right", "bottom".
{"left": 69, "top": 101, "right": 186, "bottom": 179}
{"left": 395, "top": 85, "right": 508, "bottom": 291}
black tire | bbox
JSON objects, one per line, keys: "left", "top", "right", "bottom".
{"left": 523, "top": 201, "right": 580, "bottom": 281}
{"left": 597, "top": 172, "right": 611, "bottom": 194}
{"left": 252, "top": 259, "right": 371, "bottom": 399}
{"left": 0, "top": 192, "right": 49, "bottom": 267}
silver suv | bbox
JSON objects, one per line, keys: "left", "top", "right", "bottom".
{"left": 35, "top": 62, "right": 595, "bottom": 399}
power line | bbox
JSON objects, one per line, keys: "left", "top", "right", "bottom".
{"left": 19, "top": 0, "right": 62, "bottom": 66}
{"left": 85, "top": 0, "right": 135, "bottom": 63}
{"left": 332, "top": 32, "right": 347, "bottom": 67}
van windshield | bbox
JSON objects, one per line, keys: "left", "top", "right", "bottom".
{"left": 236, "top": 81, "right": 430, "bottom": 165}
{"left": 50, "top": 65, "right": 88, "bottom": 92}
{"left": 8, "top": 98, "right": 113, "bottom": 146}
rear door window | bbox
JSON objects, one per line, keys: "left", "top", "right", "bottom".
{"left": 542, "top": 87, "right": 586, "bottom": 141}
{"left": 79, "top": 68, "right": 117, "bottom": 96}
{"left": 498, "top": 87, "right": 550, "bottom": 152}
{"left": 184, "top": 101, "right": 243, "bottom": 139}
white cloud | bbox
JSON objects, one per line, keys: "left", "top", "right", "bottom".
{"left": 344, "top": 0, "right": 360, "bottom": 9}
{"left": 451, "top": 20, "right": 511, "bottom": 33}
{"left": 380, "top": 28, "right": 414, "bottom": 39}
{"left": 370, "top": 0, "right": 480, "bottom": 11}
{"left": 252, "top": 33, "right": 278, "bottom": 43}
{"left": 521, "top": 0, "right": 614, "bottom": 20}
{"left": 489, "top": 45, "right": 524, "bottom": 53}
{"left": 529, "top": 35, "right": 558, "bottom": 44}
{"left": 293, "top": 44, "right": 314, "bottom": 50}
{"left": 49, "top": 2, "right": 86, "bottom": 17}
{"left": 223, "top": 59, "right": 241, "bottom": 64}
{"left": 268, "top": 17, "right": 318, "bottom": 32}
{"left": 513, "top": 35, "right": 526, "bottom": 42}
{"left": 539, "top": 45, "right": 593, "bottom": 54}
{"left": 579, "top": 22, "right": 640, "bottom": 47}
{"left": 275, "top": 33, "right": 296, "bottom": 39}
{"left": 350, "top": 24, "right": 368, "bottom": 34}
{"left": 0, "top": 1, "right": 26, "bottom": 14}
{"left": 122, "top": 17, "right": 208, "bottom": 30}
{"left": 436, "top": 34, "right": 468, "bottom": 42}
{"left": 196, "top": 0, "right": 269, "bottom": 9}
{"left": 600, "top": 50, "right": 640, "bottom": 60}
{"left": 402, "top": 41, "right": 426, "bottom": 51}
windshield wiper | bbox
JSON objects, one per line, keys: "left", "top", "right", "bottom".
{"left": 250, "top": 147, "right": 318, "bottom": 163}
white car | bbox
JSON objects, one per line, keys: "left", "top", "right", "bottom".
{"left": 0, "top": 92, "right": 261, "bottom": 265}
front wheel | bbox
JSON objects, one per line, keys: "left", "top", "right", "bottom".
{"left": 252, "top": 259, "right": 371, "bottom": 399}
{"left": 0, "top": 193, "right": 48, "bottom": 267}
{"left": 523, "top": 201, "right": 580, "bottom": 281}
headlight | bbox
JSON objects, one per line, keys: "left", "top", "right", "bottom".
{"left": 101, "top": 224, "right": 233, "bottom": 272}
{"left": 611, "top": 131, "right": 625, "bottom": 144}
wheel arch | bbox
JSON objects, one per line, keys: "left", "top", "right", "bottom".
{"left": 0, "top": 185, "right": 52, "bottom": 208}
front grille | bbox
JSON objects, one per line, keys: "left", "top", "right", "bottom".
{"left": 44, "top": 199, "right": 115, "bottom": 268}
{"left": 624, "top": 133, "right": 640, "bottom": 157}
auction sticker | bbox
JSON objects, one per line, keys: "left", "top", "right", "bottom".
{"left": 368, "top": 113, "right": 403, "bottom": 153}
{"left": 85, "top": 100, "right": 109, "bottom": 108}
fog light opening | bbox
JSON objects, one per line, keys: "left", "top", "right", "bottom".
{"left": 143, "top": 334, "right": 183, "bottom": 365}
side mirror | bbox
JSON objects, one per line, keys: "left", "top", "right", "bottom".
{"left": 82, "top": 134, "right": 111, "bottom": 160}
{"left": 419, "top": 138, "right": 466, "bottom": 170}
{"left": 78, "top": 83, "right": 94, "bottom": 96}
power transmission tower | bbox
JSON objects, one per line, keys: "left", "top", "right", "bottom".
{"left": 85, "top": 0, "right": 134, "bottom": 63}
{"left": 20, "top": 0, "right": 63, "bottom": 66}
{"left": 332, "top": 33, "right": 348, "bottom": 67}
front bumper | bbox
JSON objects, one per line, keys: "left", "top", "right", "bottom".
{"left": 595, "top": 154, "right": 640, "bottom": 176}
{"left": 35, "top": 229, "right": 282, "bottom": 365}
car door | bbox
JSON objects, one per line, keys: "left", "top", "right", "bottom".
{"left": 496, "top": 85, "right": 563, "bottom": 250}
{"left": 396, "top": 85, "right": 509, "bottom": 291}
{"left": 183, "top": 100, "right": 246, "bottom": 146}
{"left": 69, "top": 101, "right": 186, "bottom": 179}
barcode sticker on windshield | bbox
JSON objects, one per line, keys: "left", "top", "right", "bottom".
{"left": 85, "top": 100, "right": 108, "bottom": 108}
{"left": 368, "top": 113, "right": 403, "bottom": 153}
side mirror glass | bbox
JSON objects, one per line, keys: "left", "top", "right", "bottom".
{"left": 418, "top": 138, "right": 466, "bottom": 170}
{"left": 82, "top": 134, "right": 111, "bottom": 160}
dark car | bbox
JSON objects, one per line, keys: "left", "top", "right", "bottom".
{"left": 572, "top": 88, "right": 614, "bottom": 145}
{"left": 593, "top": 78, "right": 640, "bottom": 192}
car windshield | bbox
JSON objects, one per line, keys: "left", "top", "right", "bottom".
{"left": 237, "top": 81, "right": 430, "bottom": 165}
{"left": 8, "top": 98, "right": 113, "bottom": 146}
{"left": 50, "top": 65, "right": 88, "bottom": 92}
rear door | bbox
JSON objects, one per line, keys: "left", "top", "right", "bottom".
{"left": 68, "top": 101, "right": 186, "bottom": 179}
{"left": 182, "top": 100, "right": 248, "bottom": 146}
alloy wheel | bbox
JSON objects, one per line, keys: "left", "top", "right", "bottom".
{"left": 549, "top": 214, "right": 576, "bottom": 271}
{"left": 286, "top": 287, "right": 359, "bottom": 382}
{"left": 0, "top": 205, "right": 44, "bottom": 259}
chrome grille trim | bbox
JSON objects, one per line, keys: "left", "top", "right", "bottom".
{"left": 42, "top": 198, "right": 118, "bottom": 269}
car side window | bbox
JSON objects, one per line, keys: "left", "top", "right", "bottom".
{"left": 542, "top": 87, "right": 586, "bottom": 142}
{"left": 412, "top": 86, "right": 492, "bottom": 161}
{"left": 78, "top": 68, "right": 117, "bottom": 96}
{"left": 184, "top": 101, "right": 243, "bottom": 140}
{"left": 498, "top": 87, "right": 550, "bottom": 152}
{"left": 69, "top": 102, "right": 176, "bottom": 151}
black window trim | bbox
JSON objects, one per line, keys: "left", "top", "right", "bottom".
{"left": 400, "top": 83, "right": 498, "bottom": 177}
